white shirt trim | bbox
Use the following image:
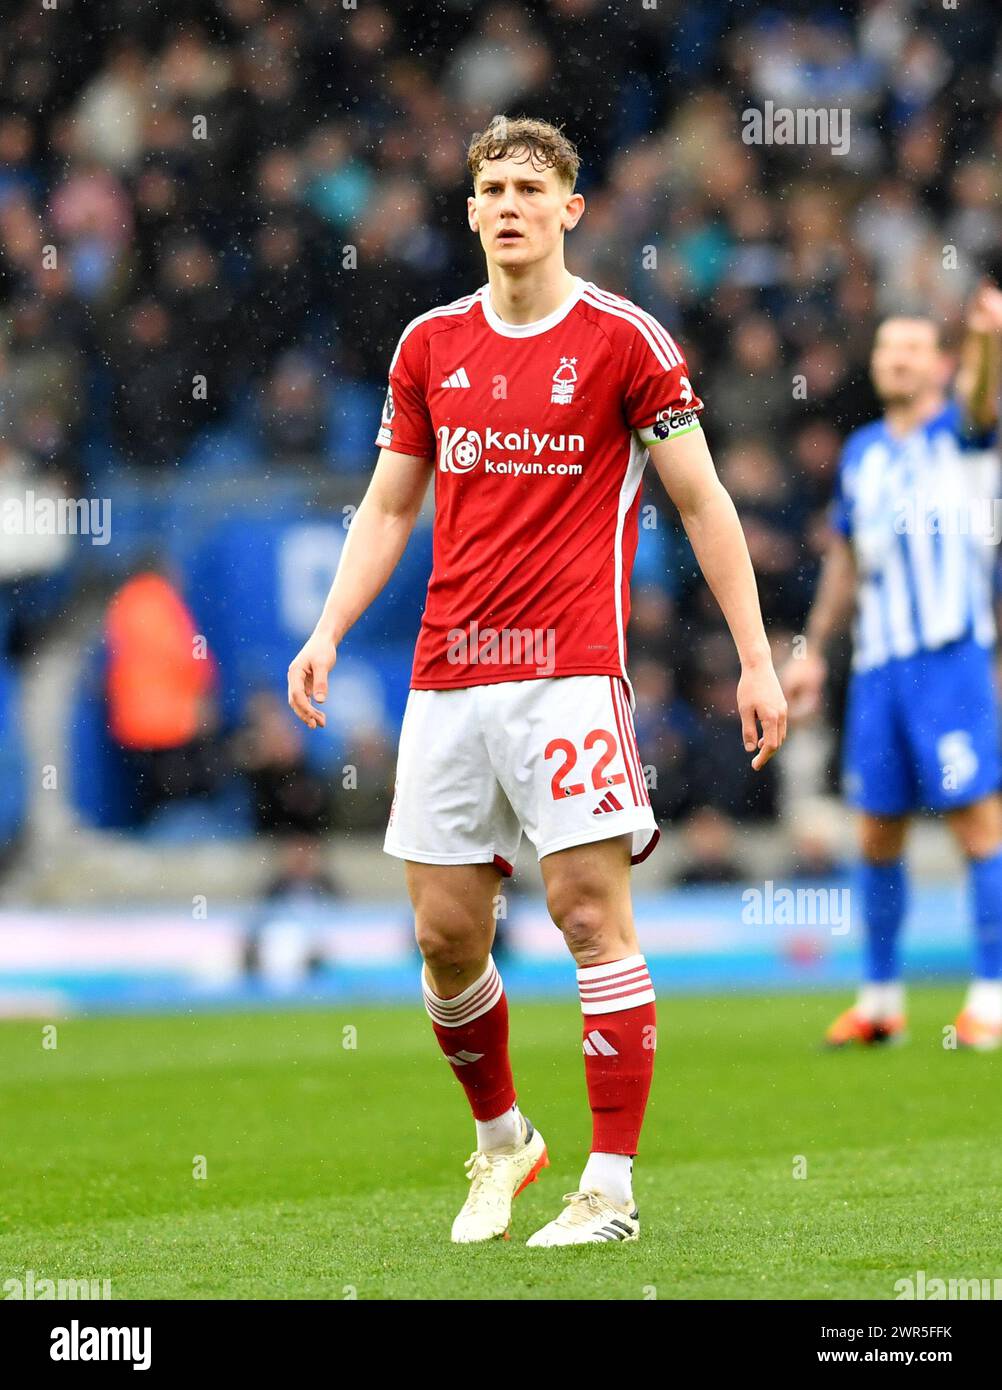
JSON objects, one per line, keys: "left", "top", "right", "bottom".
{"left": 479, "top": 275, "right": 585, "bottom": 338}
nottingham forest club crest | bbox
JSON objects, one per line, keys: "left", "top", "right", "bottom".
{"left": 551, "top": 356, "right": 578, "bottom": 405}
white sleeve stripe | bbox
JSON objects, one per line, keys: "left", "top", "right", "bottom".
{"left": 604, "top": 287, "right": 683, "bottom": 365}
{"left": 582, "top": 283, "right": 683, "bottom": 367}
{"left": 582, "top": 289, "right": 674, "bottom": 370}
{"left": 386, "top": 292, "right": 480, "bottom": 372}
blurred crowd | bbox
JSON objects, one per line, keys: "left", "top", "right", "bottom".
{"left": 2, "top": 0, "right": 1002, "bottom": 874}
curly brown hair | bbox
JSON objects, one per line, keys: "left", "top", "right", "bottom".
{"left": 467, "top": 115, "right": 581, "bottom": 192}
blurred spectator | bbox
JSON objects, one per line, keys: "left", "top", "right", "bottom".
{"left": 232, "top": 690, "right": 335, "bottom": 836}
{"left": 260, "top": 837, "right": 342, "bottom": 903}
{"left": 445, "top": 3, "right": 550, "bottom": 118}
{"left": 676, "top": 807, "right": 743, "bottom": 886}
{"left": 259, "top": 350, "right": 327, "bottom": 462}
{"left": 628, "top": 581, "right": 676, "bottom": 667}
{"left": 105, "top": 569, "right": 221, "bottom": 821}
{"left": 687, "top": 633, "right": 779, "bottom": 822}
{"left": 242, "top": 837, "right": 343, "bottom": 984}
{"left": 337, "top": 725, "right": 397, "bottom": 833}
{"left": 2, "top": 297, "right": 84, "bottom": 483}
{"left": 791, "top": 420, "right": 844, "bottom": 566}
{"left": 718, "top": 442, "right": 808, "bottom": 630}
{"left": 630, "top": 658, "right": 700, "bottom": 824}
{"left": 789, "top": 801, "right": 848, "bottom": 882}
{"left": 0, "top": 432, "right": 75, "bottom": 659}
{"left": 303, "top": 122, "right": 373, "bottom": 230}
{"left": 72, "top": 40, "right": 150, "bottom": 174}
{"left": 109, "top": 298, "right": 198, "bottom": 468}
{"left": 709, "top": 315, "right": 791, "bottom": 445}
{"left": 0, "top": 440, "right": 71, "bottom": 578}
{"left": 0, "top": 114, "right": 40, "bottom": 205}
{"left": 48, "top": 154, "right": 133, "bottom": 304}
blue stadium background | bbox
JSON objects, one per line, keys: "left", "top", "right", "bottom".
{"left": 1, "top": 0, "right": 1001, "bottom": 1010}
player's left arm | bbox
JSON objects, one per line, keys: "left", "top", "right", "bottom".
{"left": 955, "top": 282, "right": 1002, "bottom": 432}
{"left": 648, "top": 426, "right": 787, "bottom": 770}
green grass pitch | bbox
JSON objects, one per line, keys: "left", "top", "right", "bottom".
{"left": 1, "top": 986, "right": 1000, "bottom": 1300}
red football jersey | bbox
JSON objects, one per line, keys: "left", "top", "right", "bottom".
{"left": 374, "top": 275, "right": 704, "bottom": 690}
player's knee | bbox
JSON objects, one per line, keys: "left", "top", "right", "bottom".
{"left": 546, "top": 882, "right": 618, "bottom": 962}
{"left": 411, "top": 922, "right": 478, "bottom": 978}
{"left": 958, "top": 825, "right": 1002, "bottom": 860}
{"left": 860, "top": 837, "right": 900, "bottom": 863}
{"left": 948, "top": 796, "right": 1002, "bottom": 859}
{"left": 859, "top": 817, "right": 906, "bottom": 862}
{"left": 414, "top": 914, "right": 484, "bottom": 972}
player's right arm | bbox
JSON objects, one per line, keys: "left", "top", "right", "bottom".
{"left": 287, "top": 447, "right": 432, "bottom": 729}
{"left": 956, "top": 281, "right": 1002, "bottom": 431}
{"left": 781, "top": 533, "right": 857, "bottom": 721}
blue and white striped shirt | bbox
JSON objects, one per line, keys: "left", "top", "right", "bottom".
{"left": 831, "top": 401, "right": 999, "bottom": 672}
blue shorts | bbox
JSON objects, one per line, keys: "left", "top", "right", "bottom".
{"left": 842, "top": 638, "right": 1001, "bottom": 816}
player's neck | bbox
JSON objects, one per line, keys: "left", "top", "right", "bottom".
{"left": 485, "top": 263, "right": 578, "bottom": 326}
{"left": 883, "top": 391, "right": 946, "bottom": 439}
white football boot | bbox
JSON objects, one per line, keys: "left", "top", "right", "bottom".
{"left": 526, "top": 1190, "right": 639, "bottom": 1246}
{"left": 450, "top": 1118, "right": 549, "bottom": 1244}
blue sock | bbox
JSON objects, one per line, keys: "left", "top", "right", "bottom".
{"left": 969, "top": 850, "right": 1002, "bottom": 980}
{"left": 859, "top": 859, "right": 907, "bottom": 983}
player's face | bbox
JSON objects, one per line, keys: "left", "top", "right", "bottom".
{"left": 870, "top": 318, "right": 946, "bottom": 405}
{"left": 468, "top": 154, "right": 581, "bottom": 267}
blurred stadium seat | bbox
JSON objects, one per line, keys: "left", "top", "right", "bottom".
{"left": 0, "top": 659, "right": 27, "bottom": 851}
{"left": 69, "top": 641, "right": 141, "bottom": 830}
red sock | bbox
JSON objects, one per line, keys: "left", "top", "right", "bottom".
{"left": 422, "top": 957, "right": 516, "bottom": 1121}
{"left": 577, "top": 954, "right": 657, "bottom": 1154}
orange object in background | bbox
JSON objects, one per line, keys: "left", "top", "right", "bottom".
{"left": 105, "top": 572, "right": 216, "bottom": 750}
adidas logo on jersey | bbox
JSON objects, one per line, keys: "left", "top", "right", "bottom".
{"left": 582, "top": 1029, "right": 618, "bottom": 1057}
{"left": 440, "top": 368, "right": 471, "bottom": 389}
{"left": 592, "top": 792, "right": 624, "bottom": 815}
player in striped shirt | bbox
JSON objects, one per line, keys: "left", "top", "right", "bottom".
{"left": 784, "top": 288, "right": 1002, "bottom": 1049}
{"left": 288, "top": 116, "right": 786, "bottom": 1245}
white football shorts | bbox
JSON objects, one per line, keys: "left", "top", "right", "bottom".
{"left": 383, "top": 674, "right": 659, "bottom": 875}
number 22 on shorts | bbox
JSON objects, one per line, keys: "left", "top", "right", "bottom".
{"left": 545, "top": 730, "right": 627, "bottom": 799}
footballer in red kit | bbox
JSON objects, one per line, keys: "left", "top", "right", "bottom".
{"left": 288, "top": 115, "right": 787, "bottom": 1246}
{"left": 376, "top": 274, "right": 703, "bottom": 692}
